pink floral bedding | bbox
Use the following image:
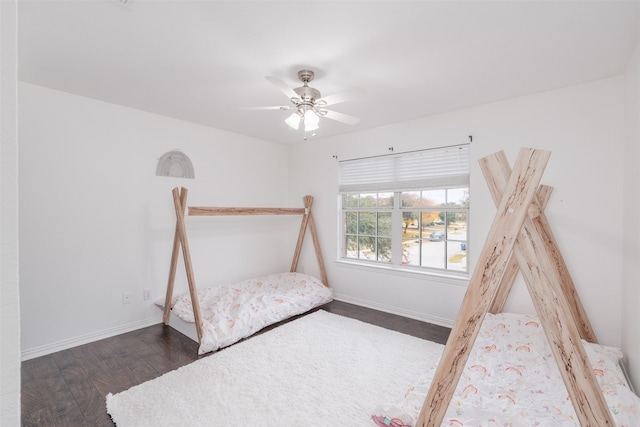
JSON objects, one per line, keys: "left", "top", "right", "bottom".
{"left": 373, "top": 312, "right": 640, "bottom": 427}
{"left": 171, "top": 272, "right": 333, "bottom": 355}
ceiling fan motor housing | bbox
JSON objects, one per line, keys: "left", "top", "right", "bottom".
{"left": 294, "top": 86, "right": 321, "bottom": 102}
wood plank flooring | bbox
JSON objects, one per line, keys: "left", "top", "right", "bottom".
{"left": 21, "top": 300, "right": 450, "bottom": 426}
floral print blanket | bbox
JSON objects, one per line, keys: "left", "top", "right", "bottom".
{"left": 374, "top": 312, "right": 640, "bottom": 427}
{"left": 171, "top": 272, "right": 333, "bottom": 355}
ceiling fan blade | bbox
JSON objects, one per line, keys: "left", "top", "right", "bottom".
{"left": 241, "top": 105, "right": 293, "bottom": 111}
{"left": 323, "top": 110, "right": 360, "bottom": 125}
{"left": 266, "top": 76, "right": 300, "bottom": 101}
{"left": 316, "top": 87, "right": 365, "bottom": 106}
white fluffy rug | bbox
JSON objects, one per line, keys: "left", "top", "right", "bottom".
{"left": 106, "top": 310, "right": 444, "bottom": 426}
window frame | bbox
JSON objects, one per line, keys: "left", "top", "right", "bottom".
{"left": 337, "top": 145, "right": 470, "bottom": 279}
{"left": 398, "top": 188, "right": 469, "bottom": 272}
{"left": 342, "top": 193, "right": 394, "bottom": 264}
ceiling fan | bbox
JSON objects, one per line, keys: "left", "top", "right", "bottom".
{"left": 262, "top": 70, "right": 364, "bottom": 134}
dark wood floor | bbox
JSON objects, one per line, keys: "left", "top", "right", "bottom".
{"left": 21, "top": 300, "right": 450, "bottom": 426}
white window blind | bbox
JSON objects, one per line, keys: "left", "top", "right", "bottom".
{"left": 339, "top": 144, "right": 470, "bottom": 193}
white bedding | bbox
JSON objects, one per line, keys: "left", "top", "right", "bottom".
{"left": 373, "top": 312, "right": 640, "bottom": 427}
{"left": 170, "top": 272, "right": 333, "bottom": 355}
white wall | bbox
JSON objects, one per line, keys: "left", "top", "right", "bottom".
{"left": 290, "top": 77, "right": 626, "bottom": 347}
{"left": 1, "top": 0, "right": 21, "bottom": 424}
{"left": 17, "top": 71, "right": 635, "bottom": 389}
{"left": 623, "top": 34, "right": 640, "bottom": 391}
{"left": 18, "top": 83, "right": 293, "bottom": 358}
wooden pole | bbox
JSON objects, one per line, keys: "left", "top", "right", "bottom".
{"left": 488, "top": 185, "right": 552, "bottom": 314}
{"left": 290, "top": 196, "right": 312, "bottom": 274}
{"left": 289, "top": 195, "right": 328, "bottom": 287}
{"left": 171, "top": 187, "right": 203, "bottom": 342}
{"left": 306, "top": 198, "right": 329, "bottom": 287}
{"left": 480, "top": 151, "right": 597, "bottom": 343}
{"left": 188, "top": 206, "right": 305, "bottom": 216}
{"left": 416, "top": 148, "right": 550, "bottom": 426}
{"left": 480, "top": 152, "right": 612, "bottom": 426}
{"left": 163, "top": 187, "right": 188, "bottom": 325}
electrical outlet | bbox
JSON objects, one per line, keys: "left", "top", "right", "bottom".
{"left": 122, "top": 292, "right": 132, "bottom": 304}
{"left": 143, "top": 288, "right": 152, "bottom": 301}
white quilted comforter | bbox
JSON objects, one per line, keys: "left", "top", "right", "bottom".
{"left": 171, "top": 272, "right": 333, "bottom": 355}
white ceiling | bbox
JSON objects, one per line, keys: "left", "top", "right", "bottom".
{"left": 17, "top": 0, "right": 640, "bottom": 145}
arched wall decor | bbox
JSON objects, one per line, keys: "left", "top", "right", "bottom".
{"left": 156, "top": 150, "right": 195, "bottom": 179}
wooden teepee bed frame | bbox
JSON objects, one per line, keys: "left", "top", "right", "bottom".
{"left": 162, "top": 187, "right": 329, "bottom": 345}
{"left": 417, "top": 147, "right": 615, "bottom": 426}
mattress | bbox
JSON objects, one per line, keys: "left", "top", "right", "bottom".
{"left": 373, "top": 312, "right": 640, "bottom": 427}
{"left": 168, "top": 272, "right": 333, "bottom": 355}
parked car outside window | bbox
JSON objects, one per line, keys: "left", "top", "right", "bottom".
{"left": 429, "top": 231, "right": 445, "bottom": 241}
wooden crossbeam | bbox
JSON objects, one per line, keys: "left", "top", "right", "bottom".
{"left": 417, "top": 148, "right": 551, "bottom": 426}
{"left": 188, "top": 206, "right": 305, "bottom": 216}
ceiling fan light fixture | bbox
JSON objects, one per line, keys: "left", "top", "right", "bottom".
{"left": 264, "top": 69, "right": 362, "bottom": 137}
{"left": 304, "top": 110, "right": 319, "bottom": 132}
{"left": 285, "top": 112, "right": 302, "bottom": 130}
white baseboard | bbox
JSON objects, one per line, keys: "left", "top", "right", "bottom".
{"left": 21, "top": 315, "right": 163, "bottom": 361}
{"left": 22, "top": 299, "right": 453, "bottom": 361}
{"left": 333, "top": 293, "right": 455, "bottom": 328}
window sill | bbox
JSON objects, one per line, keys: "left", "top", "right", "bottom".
{"left": 334, "top": 259, "right": 470, "bottom": 287}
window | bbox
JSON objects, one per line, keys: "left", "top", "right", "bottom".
{"left": 339, "top": 145, "right": 469, "bottom": 275}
